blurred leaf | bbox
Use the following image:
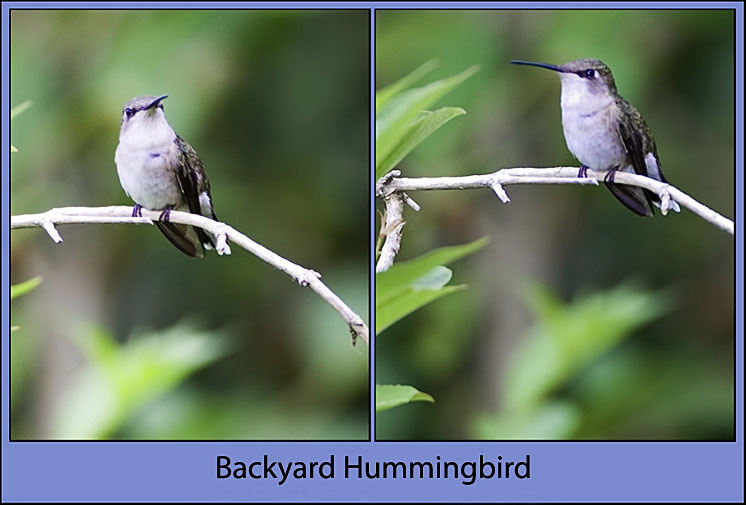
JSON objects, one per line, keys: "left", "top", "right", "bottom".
{"left": 10, "top": 100, "right": 32, "bottom": 120}
{"left": 470, "top": 283, "right": 675, "bottom": 440}
{"left": 473, "top": 401, "right": 580, "bottom": 440}
{"left": 10, "top": 276, "right": 42, "bottom": 300}
{"left": 502, "top": 282, "right": 672, "bottom": 413}
{"left": 376, "top": 106, "right": 467, "bottom": 178}
{"left": 52, "top": 321, "right": 232, "bottom": 439}
{"left": 376, "top": 59, "right": 438, "bottom": 113}
{"left": 376, "top": 64, "right": 478, "bottom": 176}
{"left": 376, "top": 384, "right": 434, "bottom": 412}
{"left": 10, "top": 275, "right": 43, "bottom": 419}
{"left": 11, "top": 101, "right": 32, "bottom": 153}
{"left": 378, "top": 282, "right": 466, "bottom": 335}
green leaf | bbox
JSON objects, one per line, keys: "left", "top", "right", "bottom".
{"left": 376, "top": 384, "right": 434, "bottom": 412}
{"left": 10, "top": 276, "right": 42, "bottom": 300}
{"left": 376, "top": 59, "right": 439, "bottom": 112}
{"left": 410, "top": 265, "right": 453, "bottom": 289}
{"left": 377, "top": 283, "right": 466, "bottom": 334}
{"left": 377, "top": 237, "right": 488, "bottom": 301}
{"left": 376, "top": 238, "right": 488, "bottom": 334}
{"left": 376, "top": 65, "right": 478, "bottom": 174}
{"left": 376, "top": 106, "right": 467, "bottom": 179}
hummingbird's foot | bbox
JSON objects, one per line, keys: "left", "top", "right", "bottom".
{"left": 603, "top": 166, "right": 620, "bottom": 184}
{"left": 159, "top": 206, "right": 173, "bottom": 222}
{"left": 578, "top": 165, "right": 589, "bottom": 178}
{"left": 132, "top": 204, "right": 143, "bottom": 218}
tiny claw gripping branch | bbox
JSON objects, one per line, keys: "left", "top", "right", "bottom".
{"left": 159, "top": 206, "right": 173, "bottom": 222}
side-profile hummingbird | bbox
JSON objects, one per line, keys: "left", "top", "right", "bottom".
{"left": 115, "top": 95, "right": 218, "bottom": 257}
{"left": 511, "top": 59, "right": 680, "bottom": 217}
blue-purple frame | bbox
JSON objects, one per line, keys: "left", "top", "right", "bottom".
{"left": 3, "top": 2, "right": 743, "bottom": 502}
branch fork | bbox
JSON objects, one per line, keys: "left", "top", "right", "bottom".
{"left": 375, "top": 166, "right": 733, "bottom": 272}
{"left": 488, "top": 176, "right": 510, "bottom": 203}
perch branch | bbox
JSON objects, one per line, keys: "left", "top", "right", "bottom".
{"left": 375, "top": 166, "right": 733, "bottom": 271}
{"left": 11, "top": 206, "right": 368, "bottom": 346}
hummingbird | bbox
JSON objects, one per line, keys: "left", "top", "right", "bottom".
{"left": 510, "top": 59, "right": 680, "bottom": 217}
{"left": 115, "top": 95, "right": 219, "bottom": 257}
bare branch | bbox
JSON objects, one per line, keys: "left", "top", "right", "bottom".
{"left": 376, "top": 192, "right": 406, "bottom": 273}
{"left": 11, "top": 206, "right": 369, "bottom": 346}
{"left": 376, "top": 166, "right": 733, "bottom": 268}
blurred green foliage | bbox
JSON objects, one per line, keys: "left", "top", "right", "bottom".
{"left": 473, "top": 283, "right": 671, "bottom": 439}
{"left": 10, "top": 100, "right": 32, "bottom": 152}
{"left": 54, "top": 322, "right": 232, "bottom": 439}
{"left": 10, "top": 10, "right": 368, "bottom": 439}
{"left": 376, "top": 10, "right": 733, "bottom": 440}
{"left": 374, "top": 64, "right": 484, "bottom": 412}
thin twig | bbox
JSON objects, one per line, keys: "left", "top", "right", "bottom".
{"left": 375, "top": 166, "right": 733, "bottom": 270}
{"left": 11, "top": 206, "right": 368, "bottom": 346}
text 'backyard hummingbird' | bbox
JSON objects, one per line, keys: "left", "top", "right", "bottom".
{"left": 115, "top": 95, "right": 219, "bottom": 258}
{"left": 511, "top": 59, "right": 680, "bottom": 217}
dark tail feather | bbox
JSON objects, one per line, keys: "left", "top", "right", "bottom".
{"left": 197, "top": 210, "right": 217, "bottom": 250}
{"left": 604, "top": 182, "right": 655, "bottom": 217}
{"left": 195, "top": 227, "right": 216, "bottom": 250}
{"left": 155, "top": 221, "right": 204, "bottom": 258}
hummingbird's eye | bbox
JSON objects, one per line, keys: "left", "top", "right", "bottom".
{"left": 125, "top": 108, "right": 134, "bottom": 118}
{"left": 584, "top": 69, "right": 595, "bottom": 78}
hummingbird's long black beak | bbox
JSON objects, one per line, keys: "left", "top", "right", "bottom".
{"left": 145, "top": 94, "right": 168, "bottom": 110}
{"left": 510, "top": 60, "right": 564, "bottom": 73}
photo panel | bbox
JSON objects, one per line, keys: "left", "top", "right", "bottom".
{"left": 10, "top": 8, "right": 370, "bottom": 441}
{"left": 375, "top": 8, "right": 735, "bottom": 442}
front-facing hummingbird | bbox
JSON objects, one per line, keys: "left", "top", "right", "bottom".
{"left": 115, "top": 95, "right": 218, "bottom": 257}
{"left": 511, "top": 59, "right": 680, "bottom": 217}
